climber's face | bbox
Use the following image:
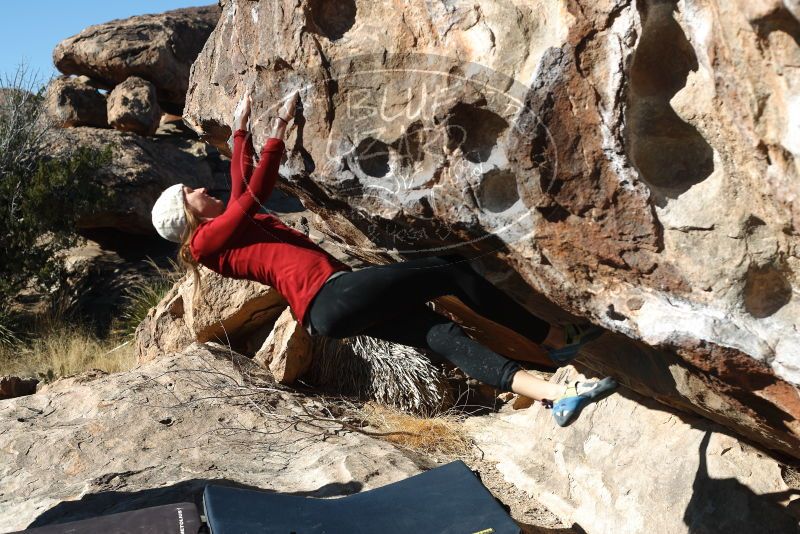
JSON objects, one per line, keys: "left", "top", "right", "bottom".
{"left": 183, "top": 185, "right": 224, "bottom": 219}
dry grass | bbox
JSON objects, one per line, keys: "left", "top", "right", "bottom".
{"left": 0, "top": 256, "right": 181, "bottom": 382}
{"left": 0, "top": 324, "right": 136, "bottom": 381}
{"left": 356, "top": 401, "right": 472, "bottom": 458}
{"left": 0, "top": 290, "right": 137, "bottom": 381}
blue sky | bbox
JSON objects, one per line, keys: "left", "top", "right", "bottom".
{"left": 1, "top": 1, "right": 211, "bottom": 87}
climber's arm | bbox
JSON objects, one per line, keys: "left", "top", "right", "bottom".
{"left": 230, "top": 129, "right": 256, "bottom": 202}
{"left": 192, "top": 138, "right": 285, "bottom": 255}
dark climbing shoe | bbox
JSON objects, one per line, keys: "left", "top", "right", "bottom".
{"left": 546, "top": 323, "right": 604, "bottom": 366}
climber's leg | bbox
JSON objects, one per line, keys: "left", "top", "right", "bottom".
{"left": 357, "top": 304, "right": 566, "bottom": 397}
{"left": 307, "top": 254, "right": 552, "bottom": 344}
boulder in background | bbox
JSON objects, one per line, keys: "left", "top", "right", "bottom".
{"left": 44, "top": 76, "right": 107, "bottom": 128}
{"left": 107, "top": 76, "right": 161, "bottom": 136}
{"left": 53, "top": 5, "right": 220, "bottom": 112}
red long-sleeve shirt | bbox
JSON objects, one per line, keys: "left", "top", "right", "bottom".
{"left": 189, "top": 129, "right": 351, "bottom": 327}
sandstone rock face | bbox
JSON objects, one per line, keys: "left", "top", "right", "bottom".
{"left": 53, "top": 5, "right": 220, "bottom": 111}
{"left": 45, "top": 126, "right": 229, "bottom": 235}
{"left": 0, "top": 344, "right": 424, "bottom": 531}
{"left": 466, "top": 366, "right": 800, "bottom": 534}
{"left": 135, "top": 266, "right": 287, "bottom": 363}
{"left": 107, "top": 76, "right": 162, "bottom": 136}
{"left": 44, "top": 76, "right": 107, "bottom": 128}
{"left": 254, "top": 307, "right": 313, "bottom": 384}
{"left": 184, "top": 0, "right": 800, "bottom": 458}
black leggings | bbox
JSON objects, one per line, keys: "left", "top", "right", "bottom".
{"left": 307, "top": 255, "right": 551, "bottom": 392}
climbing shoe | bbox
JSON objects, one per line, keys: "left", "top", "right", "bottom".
{"left": 552, "top": 377, "right": 618, "bottom": 427}
{"left": 546, "top": 323, "right": 604, "bottom": 366}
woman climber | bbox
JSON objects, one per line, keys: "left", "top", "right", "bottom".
{"left": 150, "top": 88, "right": 618, "bottom": 426}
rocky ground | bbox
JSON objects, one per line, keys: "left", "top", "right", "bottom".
{"left": 0, "top": 343, "right": 568, "bottom": 533}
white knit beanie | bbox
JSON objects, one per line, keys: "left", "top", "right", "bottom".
{"left": 151, "top": 183, "right": 187, "bottom": 243}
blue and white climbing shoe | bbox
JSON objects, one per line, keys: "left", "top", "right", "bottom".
{"left": 552, "top": 377, "right": 618, "bottom": 427}
{"left": 546, "top": 323, "right": 604, "bottom": 366}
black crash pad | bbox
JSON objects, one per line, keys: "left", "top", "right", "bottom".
{"left": 13, "top": 502, "right": 202, "bottom": 534}
{"left": 203, "top": 460, "right": 520, "bottom": 534}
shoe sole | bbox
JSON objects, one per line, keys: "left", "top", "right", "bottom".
{"left": 580, "top": 377, "right": 618, "bottom": 399}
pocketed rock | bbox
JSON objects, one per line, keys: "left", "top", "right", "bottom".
{"left": 107, "top": 76, "right": 162, "bottom": 136}
{"left": 184, "top": 0, "right": 800, "bottom": 460}
{"left": 254, "top": 307, "right": 313, "bottom": 384}
{"left": 44, "top": 75, "right": 107, "bottom": 128}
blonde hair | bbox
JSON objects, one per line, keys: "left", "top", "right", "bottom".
{"left": 176, "top": 200, "right": 207, "bottom": 309}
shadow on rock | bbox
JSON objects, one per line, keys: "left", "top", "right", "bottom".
{"left": 578, "top": 331, "right": 800, "bottom": 461}
{"left": 683, "top": 432, "right": 800, "bottom": 533}
{"left": 28, "top": 478, "right": 364, "bottom": 529}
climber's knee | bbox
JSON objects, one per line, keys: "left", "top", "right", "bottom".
{"left": 425, "top": 321, "right": 467, "bottom": 350}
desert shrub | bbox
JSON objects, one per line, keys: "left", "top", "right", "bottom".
{"left": 308, "top": 335, "right": 452, "bottom": 414}
{"left": 0, "top": 65, "right": 116, "bottom": 340}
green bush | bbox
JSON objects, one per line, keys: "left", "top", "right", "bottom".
{"left": 0, "top": 65, "right": 117, "bottom": 340}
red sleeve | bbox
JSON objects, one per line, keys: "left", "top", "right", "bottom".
{"left": 230, "top": 129, "right": 255, "bottom": 202}
{"left": 193, "top": 137, "right": 285, "bottom": 256}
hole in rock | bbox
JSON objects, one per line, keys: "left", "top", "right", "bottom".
{"left": 606, "top": 305, "right": 628, "bottom": 322}
{"left": 743, "top": 264, "right": 792, "bottom": 318}
{"left": 476, "top": 169, "right": 519, "bottom": 213}
{"left": 355, "top": 137, "right": 391, "bottom": 177}
{"left": 625, "top": 1, "right": 714, "bottom": 204}
{"left": 307, "top": 0, "right": 357, "bottom": 41}
{"left": 445, "top": 103, "right": 508, "bottom": 163}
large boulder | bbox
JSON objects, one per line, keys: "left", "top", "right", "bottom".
{"left": 53, "top": 5, "right": 220, "bottom": 112}
{"left": 184, "top": 0, "right": 800, "bottom": 459}
{"left": 107, "top": 76, "right": 162, "bottom": 136}
{"left": 0, "top": 344, "right": 425, "bottom": 531}
{"left": 254, "top": 306, "right": 313, "bottom": 384}
{"left": 134, "top": 266, "right": 287, "bottom": 363}
{"left": 466, "top": 366, "right": 800, "bottom": 534}
{"left": 45, "top": 126, "right": 229, "bottom": 236}
{"left": 44, "top": 76, "right": 107, "bottom": 128}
